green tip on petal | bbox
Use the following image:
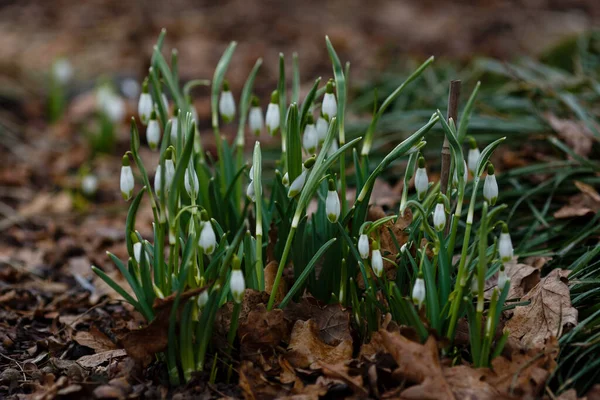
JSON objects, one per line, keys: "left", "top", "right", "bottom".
{"left": 326, "top": 79, "right": 335, "bottom": 94}
{"left": 328, "top": 178, "right": 336, "bottom": 191}
{"left": 270, "top": 90, "right": 279, "bottom": 104}
{"left": 122, "top": 155, "right": 130, "bottom": 166}
{"left": 487, "top": 162, "right": 495, "bottom": 175}
{"left": 468, "top": 136, "right": 477, "bottom": 149}
{"left": 417, "top": 156, "right": 425, "bottom": 168}
{"left": 304, "top": 156, "right": 316, "bottom": 169}
{"left": 222, "top": 80, "right": 230, "bottom": 91}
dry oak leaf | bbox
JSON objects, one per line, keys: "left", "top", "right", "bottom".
{"left": 284, "top": 297, "right": 351, "bottom": 345}
{"left": 73, "top": 326, "right": 117, "bottom": 353}
{"left": 286, "top": 320, "right": 352, "bottom": 369}
{"left": 380, "top": 330, "right": 455, "bottom": 399}
{"left": 443, "top": 365, "right": 507, "bottom": 400}
{"left": 505, "top": 269, "right": 577, "bottom": 349}
{"left": 554, "top": 181, "right": 600, "bottom": 219}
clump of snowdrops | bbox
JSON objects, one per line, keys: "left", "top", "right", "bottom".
{"left": 92, "top": 30, "right": 514, "bottom": 384}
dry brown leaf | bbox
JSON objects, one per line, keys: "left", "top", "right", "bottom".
{"left": 317, "top": 361, "right": 368, "bottom": 396}
{"left": 264, "top": 261, "right": 286, "bottom": 304}
{"left": 505, "top": 261, "right": 541, "bottom": 300}
{"left": 238, "top": 303, "right": 288, "bottom": 359}
{"left": 76, "top": 349, "right": 127, "bottom": 368}
{"left": 239, "top": 360, "right": 290, "bottom": 400}
{"left": 554, "top": 181, "right": 600, "bottom": 219}
{"left": 73, "top": 326, "right": 117, "bottom": 353}
{"left": 444, "top": 365, "right": 507, "bottom": 400}
{"left": 284, "top": 297, "right": 351, "bottom": 345}
{"left": 379, "top": 330, "right": 455, "bottom": 399}
{"left": 506, "top": 269, "right": 577, "bottom": 349}
{"left": 546, "top": 113, "right": 594, "bottom": 158}
{"left": 286, "top": 320, "right": 352, "bottom": 368}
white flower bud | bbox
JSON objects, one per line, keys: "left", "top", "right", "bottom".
{"left": 288, "top": 169, "right": 307, "bottom": 198}
{"left": 230, "top": 269, "right": 245, "bottom": 304}
{"left": 483, "top": 164, "right": 498, "bottom": 206}
{"left": 433, "top": 202, "right": 446, "bottom": 231}
{"left": 81, "top": 174, "right": 98, "bottom": 196}
{"left": 52, "top": 59, "right": 73, "bottom": 84}
{"left": 266, "top": 91, "right": 280, "bottom": 135}
{"left": 282, "top": 172, "right": 290, "bottom": 188}
{"left": 138, "top": 88, "right": 152, "bottom": 125}
{"left": 199, "top": 220, "right": 217, "bottom": 255}
{"left": 371, "top": 248, "right": 383, "bottom": 277}
{"left": 249, "top": 97, "right": 263, "bottom": 135}
{"left": 498, "top": 230, "right": 513, "bottom": 263}
{"left": 133, "top": 242, "right": 142, "bottom": 263}
{"left": 468, "top": 148, "right": 480, "bottom": 175}
{"left": 184, "top": 166, "right": 199, "bottom": 198}
{"left": 246, "top": 181, "right": 256, "bottom": 202}
{"left": 154, "top": 165, "right": 163, "bottom": 197}
{"left": 316, "top": 116, "right": 328, "bottom": 144}
{"left": 322, "top": 80, "right": 337, "bottom": 121}
{"left": 146, "top": 114, "right": 161, "bottom": 150}
{"left": 249, "top": 165, "right": 254, "bottom": 180}
{"left": 197, "top": 290, "right": 209, "bottom": 309}
{"left": 219, "top": 82, "right": 236, "bottom": 123}
{"left": 303, "top": 120, "right": 318, "bottom": 154}
{"left": 120, "top": 158, "right": 134, "bottom": 201}
{"left": 414, "top": 163, "right": 428, "bottom": 201}
{"left": 326, "top": 184, "right": 340, "bottom": 223}
{"left": 358, "top": 234, "right": 369, "bottom": 259}
{"left": 412, "top": 277, "right": 426, "bottom": 307}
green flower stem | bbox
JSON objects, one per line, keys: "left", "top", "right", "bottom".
{"left": 227, "top": 302, "right": 242, "bottom": 353}
{"left": 446, "top": 221, "right": 472, "bottom": 341}
{"left": 339, "top": 258, "right": 347, "bottom": 305}
{"left": 267, "top": 226, "right": 296, "bottom": 310}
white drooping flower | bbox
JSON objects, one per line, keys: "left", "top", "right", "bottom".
{"left": 303, "top": 115, "right": 318, "bottom": 154}
{"left": 433, "top": 200, "right": 446, "bottom": 231}
{"left": 288, "top": 169, "right": 307, "bottom": 198}
{"left": 146, "top": 111, "right": 161, "bottom": 150}
{"left": 414, "top": 156, "right": 428, "bottom": 201}
{"left": 322, "top": 79, "right": 337, "bottom": 121}
{"left": 138, "top": 80, "right": 152, "bottom": 125}
{"left": 219, "top": 80, "right": 236, "bottom": 123}
{"left": 498, "top": 265, "right": 509, "bottom": 290}
{"left": 52, "top": 58, "right": 73, "bottom": 84}
{"left": 120, "top": 155, "right": 134, "bottom": 201}
{"left": 198, "top": 218, "right": 217, "bottom": 255}
{"left": 81, "top": 174, "right": 98, "bottom": 196}
{"left": 184, "top": 166, "right": 199, "bottom": 198}
{"left": 371, "top": 242, "right": 383, "bottom": 278}
{"left": 412, "top": 275, "right": 426, "bottom": 307}
{"left": 266, "top": 91, "right": 280, "bottom": 135}
{"left": 326, "top": 179, "right": 340, "bottom": 223}
{"left": 467, "top": 137, "right": 480, "bottom": 175}
{"left": 483, "top": 163, "right": 498, "bottom": 206}
{"left": 358, "top": 234, "right": 370, "bottom": 259}
{"left": 230, "top": 268, "right": 245, "bottom": 304}
{"left": 248, "top": 96, "right": 263, "bottom": 135}
{"left": 170, "top": 109, "right": 180, "bottom": 143}
{"left": 498, "top": 226, "right": 514, "bottom": 263}
{"left": 316, "top": 115, "right": 328, "bottom": 144}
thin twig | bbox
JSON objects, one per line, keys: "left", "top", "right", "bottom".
{"left": 440, "top": 80, "right": 462, "bottom": 196}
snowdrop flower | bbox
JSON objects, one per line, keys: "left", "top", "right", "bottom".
{"left": 498, "top": 265, "right": 509, "bottom": 290}
{"left": 371, "top": 241, "right": 383, "bottom": 278}
{"left": 303, "top": 115, "right": 318, "bottom": 154}
{"left": 104, "top": 94, "right": 126, "bottom": 123}
{"left": 322, "top": 79, "right": 337, "bottom": 121}
{"left": 197, "top": 289, "right": 209, "bottom": 309}
{"left": 316, "top": 115, "right": 328, "bottom": 144}
{"left": 146, "top": 110, "right": 161, "bottom": 150}
{"left": 400, "top": 242, "right": 409, "bottom": 254}
{"left": 133, "top": 241, "right": 143, "bottom": 264}
{"left": 358, "top": 234, "right": 369, "bottom": 259}
{"left": 288, "top": 169, "right": 307, "bottom": 198}
{"left": 154, "top": 154, "right": 175, "bottom": 197}
{"left": 81, "top": 174, "right": 98, "bottom": 196}
{"left": 453, "top": 159, "right": 468, "bottom": 186}
{"left": 170, "top": 109, "right": 180, "bottom": 143}
{"left": 498, "top": 224, "right": 514, "bottom": 263}
{"left": 120, "top": 155, "right": 134, "bottom": 201}
{"left": 198, "top": 214, "right": 217, "bottom": 255}
{"left": 154, "top": 165, "right": 163, "bottom": 197}
{"left": 282, "top": 172, "right": 290, "bottom": 188}
{"left": 327, "top": 138, "right": 339, "bottom": 158}
{"left": 483, "top": 163, "right": 498, "bottom": 206}
{"left": 248, "top": 96, "right": 263, "bottom": 135}
{"left": 219, "top": 80, "right": 235, "bottom": 123}
{"left": 471, "top": 275, "right": 479, "bottom": 295}
{"left": 326, "top": 179, "right": 340, "bottom": 223}
{"left": 52, "top": 58, "right": 73, "bottom": 84}
{"left": 433, "top": 198, "right": 446, "bottom": 232}
{"left": 230, "top": 255, "right": 245, "bottom": 303}
{"left": 266, "top": 91, "right": 280, "bottom": 135}
{"left": 121, "top": 78, "right": 140, "bottom": 100}
{"left": 138, "top": 79, "right": 152, "bottom": 125}
{"left": 184, "top": 165, "right": 199, "bottom": 198}
{"left": 246, "top": 181, "right": 256, "bottom": 202}
{"left": 412, "top": 274, "right": 426, "bottom": 307}
{"left": 414, "top": 156, "right": 428, "bottom": 201}
{"left": 467, "top": 137, "right": 480, "bottom": 175}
